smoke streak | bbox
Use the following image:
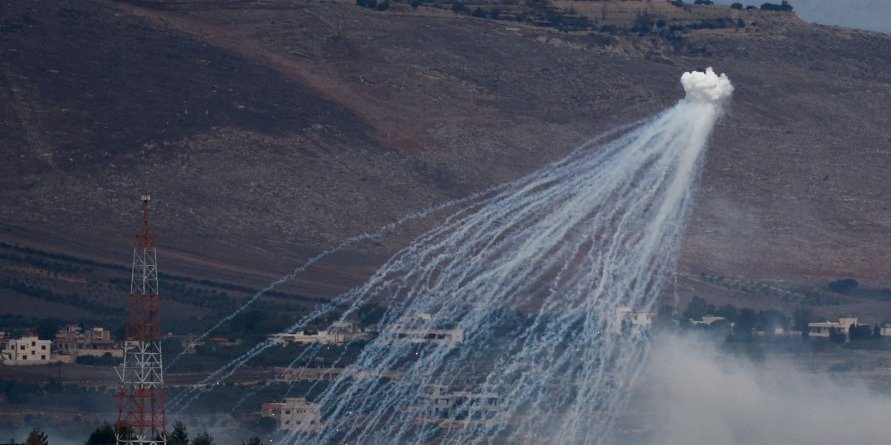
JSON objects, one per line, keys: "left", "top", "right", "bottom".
{"left": 167, "top": 120, "right": 647, "bottom": 414}
{"left": 175, "top": 68, "right": 732, "bottom": 445}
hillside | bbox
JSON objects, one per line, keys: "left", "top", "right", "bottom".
{"left": 1, "top": 0, "right": 890, "bottom": 327}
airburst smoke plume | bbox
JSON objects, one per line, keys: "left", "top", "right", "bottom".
{"left": 172, "top": 69, "right": 733, "bottom": 445}
{"left": 681, "top": 67, "right": 734, "bottom": 104}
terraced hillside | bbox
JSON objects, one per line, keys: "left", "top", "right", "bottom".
{"left": 1, "top": 0, "right": 889, "bottom": 325}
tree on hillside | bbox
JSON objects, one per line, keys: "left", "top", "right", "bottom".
{"left": 85, "top": 423, "right": 115, "bottom": 445}
{"left": 829, "top": 327, "right": 845, "bottom": 343}
{"left": 168, "top": 421, "right": 188, "bottom": 445}
{"left": 36, "top": 318, "right": 62, "bottom": 340}
{"left": 632, "top": 9, "right": 653, "bottom": 33}
{"left": 683, "top": 296, "right": 714, "bottom": 321}
{"left": 26, "top": 429, "right": 48, "bottom": 445}
{"left": 716, "top": 304, "right": 738, "bottom": 322}
{"left": 731, "top": 2, "right": 744, "bottom": 9}
{"left": 257, "top": 417, "right": 277, "bottom": 435}
{"left": 735, "top": 308, "right": 757, "bottom": 338}
{"left": 755, "top": 309, "right": 789, "bottom": 334}
{"left": 760, "top": 1, "right": 793, "bottom": 11}
{"left": 793, "top": 308, "right": 813, "bottom": 338}
{"left": 827, "top": 278, "right": 859, "bottom": 294}
{"left": 848, "top": 324, "right": 873, "bottom": 341}
{"left": 190, "top": 432, "right": 213, "bottom": 445}
{"left": 241, "top": 437, "right": 261, "bottom": 445}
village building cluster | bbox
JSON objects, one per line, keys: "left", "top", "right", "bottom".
{"left": 0, "top": 324, "right": 121, "bottom": 366}
{"left": 688, "top": 314, "right": 891, "bottom": 342}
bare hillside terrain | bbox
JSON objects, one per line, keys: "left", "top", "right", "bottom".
{"left": 1, "top": 0, "right": 890, "bottom": 325}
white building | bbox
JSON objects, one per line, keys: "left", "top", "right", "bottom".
{"left": 0, "top": 336, "right": 54, "bottom": 366}
{"left": 381, "top": 313, "right": 464, "bottom": 346}
{"left": 261, "top": 397, "right": 322, "bottom": 432}
{"left": 614, "top": 307, "right": 653, "bottom": 335}
{"left": 269, "top": 321, "right": 367, "bottom": 346}
{"left": 409, "top": 385, "right": 498, "bottom": 426}
{"left": 808, "top": 317, "right": 858, "bottom": 340}
{"left": 881, "top": 323, "right": 891, "bottom": 337}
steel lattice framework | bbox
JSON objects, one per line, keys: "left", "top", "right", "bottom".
{"left": 116, "top": 195, "right": 167, "bottom": 445}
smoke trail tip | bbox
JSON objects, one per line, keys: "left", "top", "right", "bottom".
{"left": 680, "top": 67, "right": 733, "bottom": 104}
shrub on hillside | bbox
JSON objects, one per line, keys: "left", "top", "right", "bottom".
{"left": 631, "top": 9, "right": 653, "bottom": 33}
{"left": 760, "top": 1, "right": 793, "bottom": 11}
{"left": 827, "top": 278, "right": 859, "bottom": 294}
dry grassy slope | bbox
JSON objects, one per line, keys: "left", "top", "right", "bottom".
{"left": 0, "top": 0, "right": 889, "bottom": 322}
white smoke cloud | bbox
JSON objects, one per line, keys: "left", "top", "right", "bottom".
{"left": 681, "top": 67, "right": 734, "bottom": 104}
{"left": 642, "top": 335, "right": 891, "bottom": 445}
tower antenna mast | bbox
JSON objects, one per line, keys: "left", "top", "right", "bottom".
{"left": 116, "top": 194, "right": 167, "bottom": 445}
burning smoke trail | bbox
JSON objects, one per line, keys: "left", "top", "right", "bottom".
{"left": 269, "top": 68, "right": 731, "bottom": 445}
{"left": 167, "top": 121, "right": 647, "bottom": 413}
{"left": 165, "top": 184, "right": 514, "bottom": 372}
{"left": 172, "top": 70, "right": 731, "bottom": 444}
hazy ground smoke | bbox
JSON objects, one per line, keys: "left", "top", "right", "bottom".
{"left": 644, "top": 336, "right": 891, "bottom": 445}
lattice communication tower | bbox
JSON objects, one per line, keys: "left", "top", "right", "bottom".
{"left": 116, "top": 195, "right": 167, "bottom": 445}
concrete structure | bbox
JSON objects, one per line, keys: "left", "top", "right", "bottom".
{"left": 614, "top": 307, "right": 653, "bottom": 335}
{"left": 381, "top": 313, "right": 464, "bottom": 346}
{"left": 881, "top": 323, "right": 891, "bottom": 337}
{"left": 275, "top": 366, "right": 343, "bottom": 382}
{"left": 409, "top": 385, "right": 498, "bottom": 426}
{"left": 275, "top": 366, "right": 403, "bottom": 382}
{"left": 261, "top": 398, "right": 322, "bottom": 432}
{"left": 269, "top": 321, "right": 367, "bottom": 346}
{"left": 55, "top": 325, "right": 122, "bottom": 358}
{"left": 808, "top": 317, "right": 858, "bottom": 340}
{"left": 0, "top": 336, "right": 53, "bottom": 365}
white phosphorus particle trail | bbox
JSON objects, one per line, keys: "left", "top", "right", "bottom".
{"left": 165, "top": 183, "right": 515, "bottom": 371}
{"left": 177, "top": 68, "right": 731, "bottom": 445}
{"left": 167, "top": 120, "right": 647, "bottom": 415}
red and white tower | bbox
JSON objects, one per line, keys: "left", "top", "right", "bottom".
{"left": 116, "top": 195, "right": 167, "bottom": 445}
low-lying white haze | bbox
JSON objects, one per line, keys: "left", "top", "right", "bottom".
{"left": 643, "top": 336, "right": 891, "bottom": 445}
